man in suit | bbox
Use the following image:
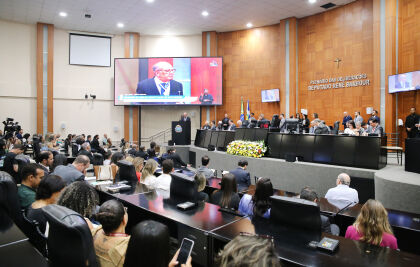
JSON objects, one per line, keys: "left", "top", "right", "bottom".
{"left": 136, "top": 61, "right": 183, "bottom": 96}
{"left": 395, "top": 74, "right": 410, "bottom": 89}
{"left": 227, "top": 119, "right": 236, "bottom": 131}
{"left": 77, "top": 142, "right": 94, "bottom": 163}
{"left": 37, "top": 151, "right": 53, "bottom": 175}
{"left": 162, "top": 147, "right": 188, "bottom": 168}
{"left": 406, "top": 107, "right": 420, "bottom": 138}
{"left": 222, "top": 113, "right": 230, "bottom": 130}
{"left": 300, "top": 187, "right": 339, "bottom": 235}
{"left": 313, "top": 119, "right": 329, "bottom": 134}
{"left": 180, "top": 112, "right": 190, "bottom": 122}
{"left": 342, "top": 112, "right": 352, "bottom": 129}
{"left": 354, "top": 111, "right": 364, "bottom": 125}
{"left": 229, "top": 160, "right": 250, "bottom": 191}
{"left": 365, "top": 118, "right": 383, "bottom": 136}
{"left": 199, "top": 88, "right": 214, "bottom": 104}
{"left": 368, "top": 110, "right": 380, "bottom": 125}
{"left": 279, "top": 114, "right": 286, "bottom": 132}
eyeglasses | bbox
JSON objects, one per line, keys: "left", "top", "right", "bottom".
{"left": 158, "top": 69, "right": 176, "bottom": 73}
{"left": 240, "top": 232, "right": 274, "bottom": 244}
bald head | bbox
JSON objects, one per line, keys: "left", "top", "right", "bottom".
{"left": 153, "top": 61, "right": 175, "bottom": 83}
{"left": 337, "top": 173, "right": 351, "bottom": 186}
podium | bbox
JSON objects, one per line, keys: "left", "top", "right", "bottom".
{"left": 171, "top": 121, "right": 191, "bottom": 145}
{"left": 405, "top": 138, "right": 420, "bottom": 174}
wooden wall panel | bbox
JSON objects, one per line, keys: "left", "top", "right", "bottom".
{"left": 398, "top": 0, "right": 420, "bottom": 141}
{"left": 36, "top": 23, "right": 43, "bottom": 134}
{"left": 215, "top": 25, "right": 282, "bottom": 123}
{"left": 298, "top": 0, "right": 374, "bottom": 127}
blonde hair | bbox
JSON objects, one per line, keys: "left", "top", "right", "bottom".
{"left": 125, "top": 156, "right": 134, "bottom": 163}
{"left": 353, "top": 199, "right": 393, "bottom": 246}
{"left": 132, "top": 157, "right": 144, "bottom": 173}
{"left": 194, "top": 173, "right": 206, "bottom": 192}
{"left": 141, "top": 159, "right": 158, "bottom": 182}
{"left": 217, "top": 235, "right": 280, "bottom": 267}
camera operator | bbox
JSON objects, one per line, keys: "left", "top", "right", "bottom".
{"left": 3, "top": 143, "right": 25, "bottom": 182}
{"left": 16, "top": 129, "right": 23, "bottom": 140}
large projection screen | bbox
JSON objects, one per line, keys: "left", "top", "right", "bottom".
{"left": 69, "top": 33, "right": 111, "bottom": 67}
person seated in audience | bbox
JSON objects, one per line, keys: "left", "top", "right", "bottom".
{"left": 155, "top": 159, "right": 173, "bottom": 191}
{"left": 344, "top": 120, "right": 357, "bottom": 135}
{"left": 93, "top": 199, "right": 130, "bottom": 267}
{"left": 299, "top": 187, "right": 339, "bottom": 235}
{"left": 136, "top": 146, "right": 149, "bottom": 160}
{"left": 125, "top": 155, "right": 134, "bottom": 164}
{"left": 111, "top": 152, "right": 125, "bottom": 172}
{"left": 140, "top": 159, "right": 158, "bottom": 188}
{"left": 147, "top": 141, "right": 157, "bottom": 158}
{"left": 86, "top": 135, "right": 92, "bottom": 144}
{"left": 106, "top": 138, "right": 113, "bottom": 148}
{"left": 22, "top": 133, "right": 31, "bottom": 145}
{"left": 162, "top": 147, "right": 188, "bottom": 168}
{"left": 127, "top": 144, "right": 138, "bottom": 156}
{"left": 313, "top": 119, "right": 329, "bottom": 134}
{"left": 229, "top": 160, "right": 250, "bottom": 191}
{"left": 64, "top": 134, "right": 72, "bottom": 152}
{"left": 363, "top": 118, "right": 383, "bottom": 136}
{"left": 51, "top": 153, "right": 67, "bottom": 172}
{"left": 18, "top": 163, "right": 45, "bottom": 209}
{"left": 52, "top": 155, "right": 90, "bottom": 185}
{"left": 37, "top": 151, "right": 54, "bottom": 175}
{"left": 103, "top": 134, "right": 109, "bottom": 146}
{"left": 78, "top": 142, "right": 94, "bottom": 163}
{"left": 27, "top": 175, "right": 65, "bottom": 233}
{"left": 236, "top": 120, "right": 243, "bottom": 128}
{"left": 210, "top": 173, "right": 240, "bottom": 210}
{"left": 202, "top": 120, "right": 211, "bottom": 130}
{"left": 196, "top": 155, "right": 214, "bottom": 179}
{"left": 217, "top": 234, "right": 280, "bottom": 267}
{"left": 345, "top": 199, "right": 398, "bottom": 250}
{"left": 103, "top": 150, "right": 112, "bottom": 165}
{"left": 57, "top": 181, "right": 99, "bottom": 229}
{"left": 91, "top": 134, "right": 105, "bottom": 154}
{"left": 132, "top": 157, "right": 144, "bottom": 182}
{"left": 239, "top": 177, "right": 273, "bottom": 218}
{"left": 325, "top": 173, "right": 359, "bottom": 209}
{"left": 227, "top": 119, "right": 236, "bottom": 131}
{"left": 124, "top": 220, "right": 192, "bottom": 267}
{"left": 2, "top": 143, "right": 25, "bottom": 182}
{"left": 194, "top": 173, "right": 209, "bottom": 202}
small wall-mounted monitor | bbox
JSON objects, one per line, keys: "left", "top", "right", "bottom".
{"left": 261, "top": 89, "right": 280, "bottom": 102}
{"left": 388, "top": 70, "right": 420, "bottom": 93}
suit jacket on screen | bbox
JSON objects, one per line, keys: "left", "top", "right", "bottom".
{"left": 136, "top": 78, "right": 183, "bottom": 96}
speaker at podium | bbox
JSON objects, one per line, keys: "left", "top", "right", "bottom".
{"left": 171, "top": 121, "right": 191, "bottom": 145}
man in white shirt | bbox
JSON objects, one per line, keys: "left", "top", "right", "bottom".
{"left": 155, "top": 159, "right": 174, "bottom": 191}
{"left": 325, "top": 173, "right": 359, "bottom": 209}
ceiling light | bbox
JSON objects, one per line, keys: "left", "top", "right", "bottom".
{"left": 146, "top": 0, "right": 154, "bottom": 3}
{"left": 202, "top": 11, "right": 209, "bottom": 17}
{"left": 308, "top": 0, "right": 317, "bottom": 3}
{"left": 117, "top": 23, "right": 124, "bottom": 28}
{"left": 246, "top": 22, "right": 253, "bottom": 28}
{"left": 59, "top": 12, "right": 67, "bottom": 17}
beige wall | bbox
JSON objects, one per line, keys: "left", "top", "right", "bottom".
{"left": 138, "top": 35, "right": 202, "bottom": 144}
{"left": 0, "top": 19, "right": 202, "bottom": 141}
{"left": 0, "top": 20, "right": 37, "bottom": 133}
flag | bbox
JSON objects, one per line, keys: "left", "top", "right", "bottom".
{"left": 246, "top": 100, "right": 250, "bottom": 120}
{"left": 240, "top": 97, "right": 244, "bottom": 121}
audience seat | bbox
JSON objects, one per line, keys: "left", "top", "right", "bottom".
{"left": 0, "top": 171, "right": 47, "bottom": 256}
{"left": 92, "top": 153, "right": 104, "bottom": 166}
{"left": 42, "top": 204, "right": 98, "bottom": 267}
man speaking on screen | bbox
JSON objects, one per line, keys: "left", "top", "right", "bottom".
{"left": 136, "top": 61, "right": 183, "bottom": 96}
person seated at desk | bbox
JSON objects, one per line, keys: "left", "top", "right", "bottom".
{"left": 140, "top": 159, "right": 158, "bottom": 188}
{"left": 299, "top": 187, "right": 339, "bottom": 235}
{"left": 37, "top": 151, "right": 53, "bottom": 175}
{"left": 344, "top": 120, "right": 357, "bottom": 135}
{"left": 52, "top": 155, "right": 90, "bottom": 185}
{"left": 18, "top": 163, "right": 45, "bottom": 210}
{"left": 58, "top": 181, "right": 99, "bottom": 229}
{"left": 78, "top": 142, "right": 94, "bottom": 163}
{"left": 313, "top": 119, "right": 329, "bottom": 134}
{"left": 202, "top": 120, "right": 211, "bottom": 130}
{"left": 325, "top": 173, "right": 359, "bottom": 209}
{"left": 135, "top": 146, "right": 149, "bottom": 160}
{"left": 111, "top": 152, "right": 125, "bottom": 172}
{"left": 227, "top": 119, "right": 236, "bottom": 131}
{"left": 236, "top": 120, "right": 243, "bottom": 128}
{"left": 52, "top": 154, "right": 68, "bottom": 172}
{"left": 229, "top": 160, "right": 250, "bottom": 192}
{"left": 210, "top": 120, "right": 217, "bottom": 130}
{"left": 27, "top": 175, "right": 66, "bottom": 233}
{"left": 127, "top": 144, "right": 139, "bottom": 157}
{"left": 162, "top": 147, "right": 188, "bottom": 168}
{"left": 93, "top": 200, "right": 130, "bottom": 267}
{"left": 103, "top": 150, "right": 112, "bottom": 165}
{"left": 216, "top": 121, "right": 224, "bottom": 131}
{"left": 196, "top": 155, "right": 214, "bottom": 180}
{"left": 239, "top": 177, "right": 273, "bottom": 219}
{"left": 210, "top": 173, "right": 240, "bottom": 210}
{"left": 248, "top": 119, "right": 258, "bottom": 128}
{"left": 217, "top": 233, "right": 280, "bottom": 267}
{"left": 147, "top": 141, "right": 158, "bottom": 158}
{"left": 155, "top": 159, "right": 173, "bottom": 191}
{"left": 363, "top": 118, "right": 383, "bottom": 136}
{"left": 124, "top": 220, "right": 192, "bottom": 267}
{"left": 132, "top": 157, "right": 144, "bottom": 182}
{"left": 91, "top": 134, "right": 105, "bottom": 155}
{"left": 354, "top": 121, "right": 365, "bottom": 136}
{"left": 345, "top": 199, "right": 398, "bottom": 250}
{"left": 194, "top": 173, "right": 209, "bottom": 202}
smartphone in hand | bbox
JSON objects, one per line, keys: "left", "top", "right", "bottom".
{"left": 176, "top": 238, "right": 194, "bottom": 266}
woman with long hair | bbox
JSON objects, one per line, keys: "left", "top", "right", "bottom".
{"left": 140, "top": 159, "right": 158, "bottom": 187}
{"left": 132, "top": 157, "right": 144, "bottom": 182}
{"left": 345, "top": 199, "right": 398, "bottom": 249}
{"left": 210, "top": 173, "right": 240, "bottom": 210}
{"left": 238, "top": 177, "right": 273, "bottom": 218}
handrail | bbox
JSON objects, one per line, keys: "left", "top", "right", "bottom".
{"left": 140, "top": 128, "right": 171, "bottom": 145}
